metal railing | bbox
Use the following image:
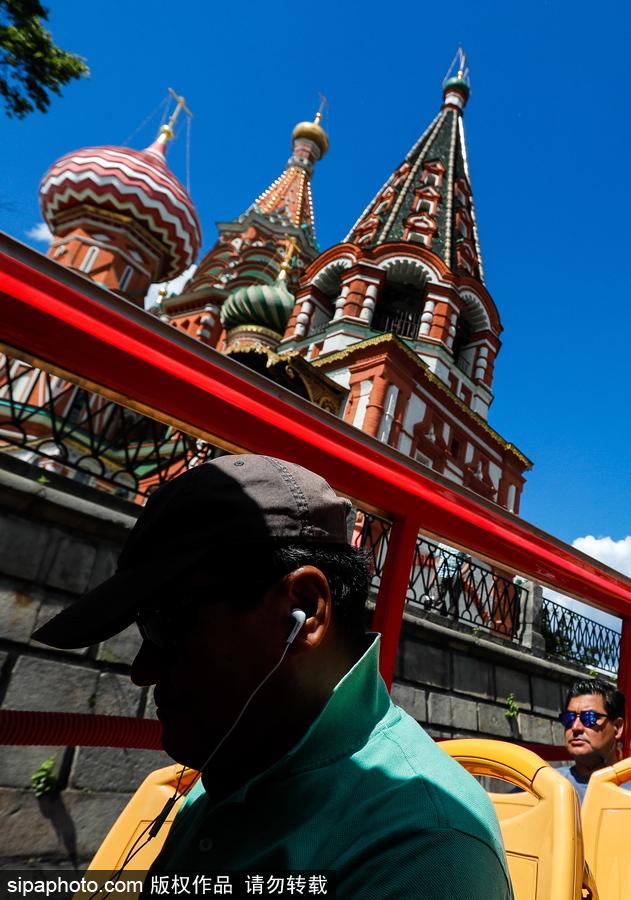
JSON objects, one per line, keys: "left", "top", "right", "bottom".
{"left": 354, "top": 509, "right": 392, "bottom": 593}
{"left": 371, "top": 307, "right": 424, "bottom": 340}
{"left": 408, "top": 538, "right": 522, "bottom": 638}
{"left": 357, "top": 511, "right": 522, "bottom": 639}
{"left": 0, "top": 356, "right": 218, "bottom": 500}
{"left": 455, "top": 353, "right": 472, "bottom": 377}
{"left": 541, "top": 597, "right": 621, "bottom": 675}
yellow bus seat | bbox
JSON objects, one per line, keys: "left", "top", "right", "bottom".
{"left": 440, "top": 739, "right": 594, "bottom": 900}
{"left": 581, "top": 756, "right": 631, "bottom": 900}
{"left": 83, "top": 764, "right": 198, "bottom": 890}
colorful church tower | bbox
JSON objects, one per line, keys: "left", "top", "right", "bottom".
{"left": 159, "top": 108, "right": 329, "bottom": 348}
{"left": 279, "top": 53, "right": 530, "bottom": 513}
{"left": 0, "top": 96, "right": 203, "bottom": 496}
{"left": 38, "top": 94, "right": 201, "bottom": 305}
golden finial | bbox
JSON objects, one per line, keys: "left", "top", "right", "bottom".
{"left": 156, "top": 285, "right": 169, "bottom": 304}
{"left": 277, "top": 236, "right": 301, "bottom": 281}
{"left": 292, "top": 96, "right": 330, "bottom": 157}
{"left": 157, "top": 88, "right": 193, "bottom": 144}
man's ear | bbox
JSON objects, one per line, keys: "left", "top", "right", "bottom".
{"left": 280, "top": 566, "right": 331, "bottom": 652}
{"left": 614, "top": 717, "right": 624, "bottom": 741}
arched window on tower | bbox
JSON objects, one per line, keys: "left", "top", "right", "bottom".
{"left": 371, "top": 279, "right": 428, "bottom": 340}
{"left": 452, "top": 314, "right": 474, "bottom": 376}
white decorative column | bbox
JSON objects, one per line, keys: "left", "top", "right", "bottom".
{"left": 332, "top": 285, "right": 350, "bottom": 320}
{"left": 418, "top": 299, "right": 435, "bottom": 336}
{"left": 294, "top": 299, "right": 314, "bottom": 338}
{"left": 359, "top": 282, "right": 379, "bottom": 324}
{"left": 446, "top": 313, "right": 458, "bottom": 349}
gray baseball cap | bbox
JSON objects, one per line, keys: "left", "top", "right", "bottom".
{"left": 31, "top": 455, "right": 351, "bottom": 650}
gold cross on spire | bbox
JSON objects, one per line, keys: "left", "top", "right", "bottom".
{"left": 278, "top": 235, "right": 301, "bottom": 281}
{"left": 315, "top": 94, "right": 329, "bottom": 126}
{"left": 444, "top": 47, "right": 470, "bottom": 86}
{"left": 456, "top": 48, "right": 468, "bottom": 80}
{"left": 157, "top": 88, "right": 194, "bottom": 144}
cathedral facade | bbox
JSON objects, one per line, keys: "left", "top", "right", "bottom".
{"left": 5, "top": 57, "right": 531, "bottom": 511}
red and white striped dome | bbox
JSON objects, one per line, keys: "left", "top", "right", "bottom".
{"left": 39, "top": 141, "right": 202, "bottom": 281}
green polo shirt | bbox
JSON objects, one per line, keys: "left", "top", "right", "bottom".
{"left": 147, "top": 635, "right": 513, "bottom": 899}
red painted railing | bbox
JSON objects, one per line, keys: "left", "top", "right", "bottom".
{"left": 0, "top": 710, "right": 571, "bottom": 761}
{"left": 1, "top": 234, "right": 631, "bottom": 754}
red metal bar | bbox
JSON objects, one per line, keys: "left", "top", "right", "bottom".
{"left": 0, "top": 709, "right": 162, "bottom": 750}
{"left": 0, "top": 709, "right": 571, "bottom": 761}
{"left": 617, "top": 617, "right": 631, "bottom": 758}
{"left": 371, "top": 516, "right": 420, "bottom": 688}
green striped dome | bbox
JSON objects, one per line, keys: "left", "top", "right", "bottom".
{"left": 220, "top": 280, "right": 296, "bottom": 334}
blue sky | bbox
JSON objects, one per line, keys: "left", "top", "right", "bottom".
{"left": 1, "top": 0, "right": 630, "bottom": 591}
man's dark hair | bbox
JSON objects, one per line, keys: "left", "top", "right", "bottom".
{"left": 207, "top": 542, "right": 371, "bottom": 647}
{"left": 565, "top": 679, "right": 625, "bottom": 720}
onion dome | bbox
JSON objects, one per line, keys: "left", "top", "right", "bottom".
{"left": 39, "top": 138, "right": 201, "bottom": 281}
{"left": 442, "top": 76, "right": 470, "bottom": 99}
{"left": 442, "top": 75, "right": 470, "bottom": 109}
{"left": 291, "top": 117, "right": 329, "bottom": 158}
{"left": 220, "top": 279, "right": 295, "bottom": 334}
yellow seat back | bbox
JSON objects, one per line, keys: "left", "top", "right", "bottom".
{"left": 582, "top": 757, "right": 631, "bottom": 900}
{"left": 441, "top": 739, "right": 591, "bottom": 900}
{"left": 82, "top": 764, "right": 198, "bottom": 895}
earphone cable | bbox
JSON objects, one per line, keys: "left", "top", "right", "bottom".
{"left": 84, "top": 642, "right": 293, "bottom": 898}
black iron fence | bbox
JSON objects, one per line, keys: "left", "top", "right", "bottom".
{"left": 455, "top": 353, "right": 472, "bottom": 377}
{"left": 408, "top": 538, "right": 522, "bottom": 638}
{"left": 0, "top": 355, "right": 216, "bottom": 500}
{"left": 354, "top": 509, "right": 392, "bottom": 592}
{"left": 356, "top": 510, "right": 522, "bottom": 639}
{"left": 371, "top": 307, "right": 424, "bottom": 340}
{"left": 541, "top": 597, "right": 621, "bottom": 675}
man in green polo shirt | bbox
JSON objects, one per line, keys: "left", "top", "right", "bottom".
{"left": 33, "top": 455, "right": 513, "bottom": 899}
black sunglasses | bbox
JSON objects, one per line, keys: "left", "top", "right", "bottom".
{"left": 136, "top": 589, "right": 214, "bottom": 650}
{"left": 559, "top": 710, "right": 609, "bottom": 729}
{"left": 136, "top": 607, "right": 176, "bottom": 650}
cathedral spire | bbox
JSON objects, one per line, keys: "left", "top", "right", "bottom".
{"left": 176, "top": 109, "right": 329, "bottom": 324}
{"left": 248, "top": 107, "right": 328, "bottom": 239}
{"left": 345, "top": 53, "right": 484, "bottom": 282}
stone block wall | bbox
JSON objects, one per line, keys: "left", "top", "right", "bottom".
{"left": 0, "top": 457, "right": 172, "bottom": 868}
{"left": 390, "top": 608, "right": 590, "bottom": 790}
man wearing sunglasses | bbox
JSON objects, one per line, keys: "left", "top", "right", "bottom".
{"left": 557, "top": 679, "right": 629, "bottom": 802}
{"left": 32, "top": 455, "right": 513, "bottom": 899}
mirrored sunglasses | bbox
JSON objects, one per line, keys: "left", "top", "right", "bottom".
{"left": 559, "top": 710, "right": 608, "bottom": 729}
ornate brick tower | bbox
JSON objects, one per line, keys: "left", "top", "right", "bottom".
{"left": 38, "top": 95, "right": 201, "bottom": 305}
{"left": 158, "top": 110, "right": 329, "bottom": 349}
{"left": 280, "top": 54, "right": 531, "bottom": 513}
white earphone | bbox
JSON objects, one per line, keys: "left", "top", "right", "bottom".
{"left": 287, "top": 608, "right": 306, "bottom": 644}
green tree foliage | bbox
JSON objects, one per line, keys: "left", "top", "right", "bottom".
{"left": 0, "top": 1, "right": 88, "bottom": 118}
